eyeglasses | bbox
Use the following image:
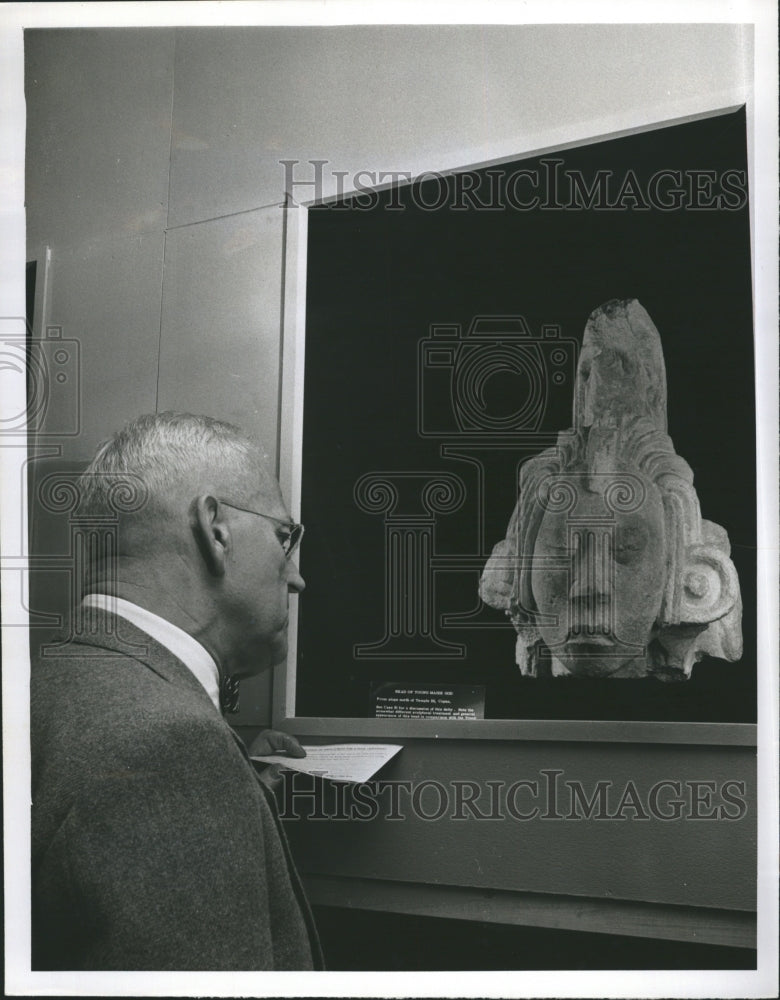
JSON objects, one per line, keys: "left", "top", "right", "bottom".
{"left": 217, "top": 499, "right": 304, "bottom": 558}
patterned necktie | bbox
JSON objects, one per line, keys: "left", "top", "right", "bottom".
{"left": 219, "top": 673, "right": 241, "bottom": 714}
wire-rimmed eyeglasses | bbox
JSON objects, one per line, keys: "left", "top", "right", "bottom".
{"left": 217, "top": 498, "right": 304, "bottom": 558}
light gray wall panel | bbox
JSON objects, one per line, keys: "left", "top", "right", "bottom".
{"left": 25, "top": 28, "right": 174, "bottom": 251}
{"left": 157, "top": 206, "right": 284, "bottom": 464}
{"left": 168, "top": 24, "right": 745, "bottom": 228}
{"left": 44, "top": 231, "right": 165, "bottom": 462}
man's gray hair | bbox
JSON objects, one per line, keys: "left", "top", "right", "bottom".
{"left": 78, "top": 412, "right": 270, "bottom": 520}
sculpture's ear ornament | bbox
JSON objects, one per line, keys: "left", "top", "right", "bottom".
{"left": 479, "top": 537, "right": 516, "bottom": 612}
{"left": 654, "top": 519, "right": 743, "bottom": 678}
{"left": 677, "top": 543, "right": 740, "bottom": 628}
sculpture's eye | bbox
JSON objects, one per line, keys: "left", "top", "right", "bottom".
{"left": 534, "top": 512, "right": 571, "bottom": 564}
{"left": 614, "top": 521, "right": 649, "bottom": 565}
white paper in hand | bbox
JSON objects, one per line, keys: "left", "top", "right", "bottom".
{"left": 251, "top": 743, "right": 402, "bottom": 783}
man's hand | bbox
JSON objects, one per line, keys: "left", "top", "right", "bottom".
{"left": 248, "top": 730, "right": 305, "bottom": 798}
{"left": 248, "top": 729, "right": 306, "bottom": 759}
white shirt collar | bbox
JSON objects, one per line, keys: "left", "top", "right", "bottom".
{"left": 82, "top": 593, "right": 221, "bottom": 713}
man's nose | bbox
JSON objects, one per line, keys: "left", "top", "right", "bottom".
{"left": 286, "top": 560, "right": 305, "bottom": 594}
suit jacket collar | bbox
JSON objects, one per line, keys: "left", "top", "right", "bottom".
{"left": 63, "top": 607, "right": 221, "bottom": 714}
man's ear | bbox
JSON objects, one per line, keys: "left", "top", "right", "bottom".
{"left": 192, "top": 495, "right": 230, "bottom": 577}
{"left": 678, "top": 543, "right": 740, "bottom": 625}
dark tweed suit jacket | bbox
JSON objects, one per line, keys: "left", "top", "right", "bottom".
{"left": 31, "top": 609, "right": 322, "bottom": 971}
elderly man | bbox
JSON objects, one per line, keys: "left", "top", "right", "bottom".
{"left": 31, "top": 412, "right": 322, "bottom": 970}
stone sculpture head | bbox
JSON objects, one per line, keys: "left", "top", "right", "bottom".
{"left": 480, "top": 299, "right": 742, "bottom": 680}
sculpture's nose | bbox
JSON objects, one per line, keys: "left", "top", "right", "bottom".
{"left": 569, "top": 528, "right": 612, "bottom": 635}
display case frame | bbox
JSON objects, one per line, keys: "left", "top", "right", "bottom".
{"left": 273, "top": 107, "right": 757, "bottom": 748}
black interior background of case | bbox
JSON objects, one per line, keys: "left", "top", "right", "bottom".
{"left": 296, "top": 108, "right": 755, "bottom": 722}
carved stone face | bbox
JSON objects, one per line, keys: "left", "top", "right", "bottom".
{"left": 480, "top": 300, "right": 742, "bottom": 681}
{"left": 530, "top": 472, "right": 668, "bottom": 677}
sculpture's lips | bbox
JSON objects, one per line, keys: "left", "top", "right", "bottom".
{"left": 563, "top": 635, "right": 614, "bottom": 654}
